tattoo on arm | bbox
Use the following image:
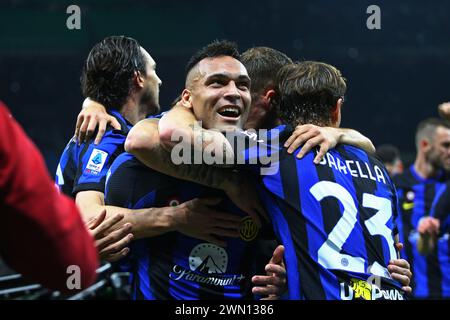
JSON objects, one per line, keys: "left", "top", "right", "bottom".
{"left": 137, "top": 142, "right": 237, "bottom": 191}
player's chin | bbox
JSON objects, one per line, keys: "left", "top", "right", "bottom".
{"left": 215, "top": 120, "right": 243, "bottom": 132}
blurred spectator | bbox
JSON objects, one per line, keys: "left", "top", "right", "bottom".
{"left": 376, "top": 144, "right": 404, "bottom": 177}
{"left": 394, "top": 118, "right": 450, "bottom": 299}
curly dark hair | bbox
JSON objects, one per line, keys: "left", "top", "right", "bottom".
{"left": 80, "top": 36, "right": 147, "bottom": 109}
{"left": 275, "top": 61, "right": 347, "bottom": 127}
{"left": 185, "top": 40, "right": 241, "bottom": 76}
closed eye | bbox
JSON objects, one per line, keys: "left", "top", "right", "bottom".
{"left": 237, "top": 81, "right": 250, "bottom": 90}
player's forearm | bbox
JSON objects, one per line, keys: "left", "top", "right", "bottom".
{"left": 77, "top": 197, "right": 176, "bottom": 239}
{"left": 159, "top": 106, "right": 234, "bottom": 161}
{"left": 127, "top": 118, "right": 236, "bottom": 191}
{"left": 133, "top": 139, "right": 237, "bottom": 192}
{"left": 158, "top": 105, "right": 196, "bottom": 150}
{"left": 337, "top": 128, "right": 375, "bottom": 154}
{"left": 104, "top": 205, "right": 176, "bottom": 239}
{"left": 75, "top": 191, "right": 106, "bottom": 222}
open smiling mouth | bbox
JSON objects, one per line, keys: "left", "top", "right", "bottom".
{"left": 217, "top": 106, "right": 242, "bottom": 120}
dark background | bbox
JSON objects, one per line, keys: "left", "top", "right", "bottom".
{"left": 1, "top": 0, "right": 449, "bottom": 174}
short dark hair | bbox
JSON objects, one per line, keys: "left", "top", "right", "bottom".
{"left": 376, "top": 144, "right": 401, "bottom": 165}
{"left": 185, "top": 40, "right": 241, "bottom": 76}
{"left": 241, "top": 47, "right": 292, "bottom": 96}
{"left": 81, "top": 36, "right": 147, "bottom": 109}
{"left": 416, "top": 118, "right": 450, "bottom": 147}
{"left": 275, "top": 61, "right": 347, "bottom": 127}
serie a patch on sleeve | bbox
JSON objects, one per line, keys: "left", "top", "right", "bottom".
{"left": 84, "top": 148, "right": 108, "bottom": 176}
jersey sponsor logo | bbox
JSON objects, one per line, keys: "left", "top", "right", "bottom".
{"left": 169, "top": 243, "right": 245, "bottom": 286}
{"left": 239, "top": 216, "right": 258, "bottom": 241}
{"left": 85, "top": 149, "right": 108, "bottom": 175}
{"left": 402, "top": 202, "right": 414, "bottom": 211}
{"left": 189, "top": 243, "right": 228, "bottom": 274}
{"left": 340, "top": 277, "right": 405, "bottom": 300}
{"left": 402, "top": 190, "right": 415, "bottom": 210}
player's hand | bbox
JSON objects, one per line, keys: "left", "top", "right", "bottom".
{"left": 387, "top": 241, "right": 412, "bottom": 294}
{"left": 284, "top": 124, "right": 339, "bottom": 164}
{"left": 86, "top": 210, "right": 134, "bottom": 262}
{"left": 388, "top": 258, "right": 412, "bottom": 294}
{"left": 252, "top": 245, "right": 287, "bottom": 300}
{"left": 74, "top": 98, "right": 121, "bottom": 145}
{"left": 171, "top": 197, "right": 243, "bottom": 247}
{"left": 417, "top": 216, "right": 440, "bottom": 236}
{"left": 223, "top": 176, "right": 268, "bottom": 229}
{"left": 438, "top": 102, "right": 450, "bottom": 121}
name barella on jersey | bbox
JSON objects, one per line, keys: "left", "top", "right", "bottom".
{"left": 104, "top": 152, "right": 267, "bottom": 300}
{"left": 55, "top": 110, "right": 131, "bottom": 197}
{"left": 225, "top": 125, "right": 405, "bottom": 300}
{"left": 394, "top": 167, "right": 449, "bottom": 298}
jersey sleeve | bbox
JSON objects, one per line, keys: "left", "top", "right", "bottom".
{"left": 223, "top": 127, "right": 288, "bottom": 175}
{"left": 104, "top": 155, "right": 134, "bottom": 208}
{"left": 72, "top": 131, "right": 125, "bottom": 195}
{"left": 0, "top": 103, "right": 98, "bottom": 292}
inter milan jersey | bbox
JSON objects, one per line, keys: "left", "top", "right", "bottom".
{"left": 431, "top": 181, "right": 450, "bottom": 234}
{"left": 104, "top": 153, "right": 267, "bottom": 300}
{"left": 426, "top": 181, "right": 450, "bottom": 297}
{"left": 394, "top": 166, "right": 450, "bottom": 298}
{"left": 55, "top": 110, "right": 131, "bottom": 197}
{"left": 225, "top": 125, "right": 405, "bottom": 300}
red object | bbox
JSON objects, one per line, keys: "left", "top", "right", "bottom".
{"left": 0, "top": 101, "right": 98, "bottom": 292}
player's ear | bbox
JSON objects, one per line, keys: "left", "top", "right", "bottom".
{"left": 263, "top": 89, "right": 276, "bottom": 111}
{"left": 331, "top": 98, "right": 343, "bottom": 127}
{"left": 135, "top": 70, "right": 145, "bottom": 89}
{"left": 420, "top": 138, "right": 431, "bottom": 152}
{"left": 181, "top": 89, "right": 193, "bottom": 109}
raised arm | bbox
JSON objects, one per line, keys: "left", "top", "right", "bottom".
{"left": 158, "top": 105, "right": 375, "bottom": 166}
{"left": 284, "top": 124, "right": 375, "bottom": 163}
{"left": 74, "top": 98, "right": 121, "bottom": 144}
{"left": 158, "top": 104, "right": 234, "bottom": 160}
{"left": 125, "top": 118, "right": 266, "bottom": 227}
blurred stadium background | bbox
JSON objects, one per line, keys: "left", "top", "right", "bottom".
{"left": 1, "top": 0, "right": 450, "bottom": 173}
{"left": 1, "top": 0, "right": 449, "bottom": 297}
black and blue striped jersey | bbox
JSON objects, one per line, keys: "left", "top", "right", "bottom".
{"left": 424, "top": 181, "right": 450, "bottom": 297}
{"left": 55, "top": 110, "right": 131, "bottom": 197}
{"left": 394, "top": 166, "right": 450, "bottom": 298}
{"left": 226, "top": 125, "right": 405, "bottom": 300}
{"left": 431, "top": 181, "right": 450, "bottom": 234}
{"left": 104, "top": 152, "right": 268, "bottom": 300}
